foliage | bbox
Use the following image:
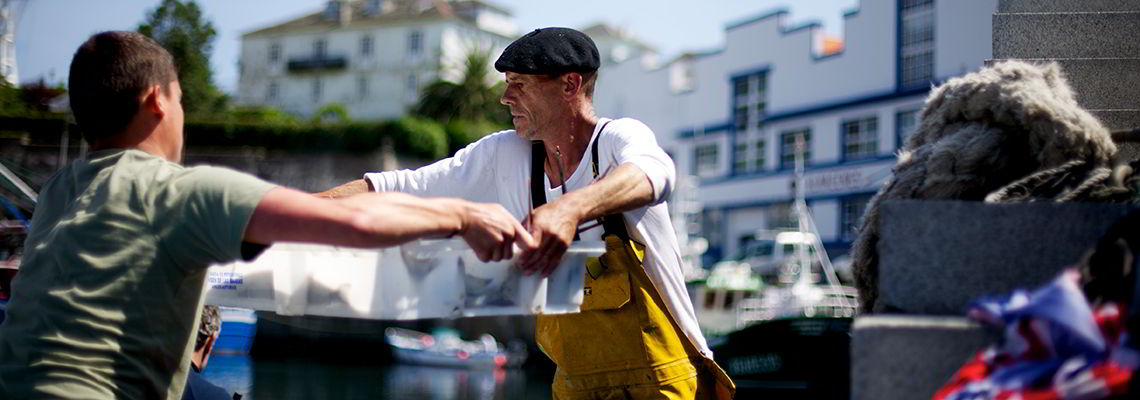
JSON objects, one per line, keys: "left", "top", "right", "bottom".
{"left": 413, "top": 50, "right": 511, "bottom": 126}
{"left": 181, "top": 117, "right": 448, "bottom": 159}
{"left": 222, "top": 105, "right": 300, "bottom": 125}
{"left": 311, "top": 103, "right": 351, "bottom": 124}
{"left": 137, "top": 0, "right": 226, "bottom": 116}
{"left": 412, "top": 50, "right": 511, "bottom": 152}
{"left": 386, "top": 117, "right": 448, "bottom": 159}
{"left": 0, "top": 81, "right": 66, "bottom": 117}
{"left": 444, "top": 119, "right": 508, "bottom": 154}
{"left": 0, "top": 82, "right": 30, "bottom": 116}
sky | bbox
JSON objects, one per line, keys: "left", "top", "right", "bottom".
{"left": 12, "top": 0, "right": 858, "bottom": 93}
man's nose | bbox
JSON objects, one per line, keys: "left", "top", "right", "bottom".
{"left": 500, "top": 90, "right": 512, "bottom": 106}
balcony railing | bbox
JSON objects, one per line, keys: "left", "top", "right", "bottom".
{"left": 287, "top": 55, "right": 348, "bottom": 73}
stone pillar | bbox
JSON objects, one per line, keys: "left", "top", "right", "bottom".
{"left": 992, "top": 0, "right": 1140, "bottom": 131}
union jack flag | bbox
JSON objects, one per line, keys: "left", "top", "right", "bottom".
{"left": 934, "top": 269, "right": 1138, "bottom": 400}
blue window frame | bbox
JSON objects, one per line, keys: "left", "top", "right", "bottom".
{"left": 841, "top": 116, "right": 879, "bottom": 161}
{"left": 895, "top": 108, "right": 921, "bottom": 149}
{"left": 840, "top": 193, "right": 875, "bottom": 241}
{"left": 779, "top": 128, "right": 811, "bottom": 170}
{"left": 897, "top": 0, "right": 935, "bottom": 89}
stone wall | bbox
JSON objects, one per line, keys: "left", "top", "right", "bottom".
{"left": 992, "top": 0, "right": 1140, "bottom": 131}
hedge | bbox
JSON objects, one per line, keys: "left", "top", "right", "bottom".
{"left": 1, "top": 116, "right": 451, "bottom": 160}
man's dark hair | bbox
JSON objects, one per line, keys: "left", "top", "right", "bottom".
{"left": 68, "top": 31, "right": 178, "bottom": 145}
{"left": 545, "top": 71, "right": 598, "bottom": 99}
{"left": 195, "top": 305, "right": 221, "bottom": 351}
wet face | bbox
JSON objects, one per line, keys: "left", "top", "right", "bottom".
{"left": 499, "top": 72, "right": 562, "bottom": 140}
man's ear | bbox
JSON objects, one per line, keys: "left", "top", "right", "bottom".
{"left": 562, "top": 73, "right": 583, "bottom": 98}
{"left": 141, "top": 85, "right": 166, "bottom": 119}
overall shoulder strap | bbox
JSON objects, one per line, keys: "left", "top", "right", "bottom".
{"left": 589, "top": 121, "right": 630, "bottom": 240}
{"left": 530, "top": 140, "right": 547, "bottom": 209}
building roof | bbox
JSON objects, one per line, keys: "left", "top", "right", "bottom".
{"left": 243, "top": 0, "right": 512, "bottom": 38}
{"left": 580, "top": 23, "right": 658, "bottom": 53}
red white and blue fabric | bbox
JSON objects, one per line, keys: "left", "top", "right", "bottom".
{"left": 934, "top": 269, "right": 1139, "bottom": 400}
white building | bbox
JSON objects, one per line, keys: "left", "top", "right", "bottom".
{"left": 591, "top": 0, "right": 996, "bottom": 265}
{"left": 237, "top": 0, "right": 516, "bottom": 120}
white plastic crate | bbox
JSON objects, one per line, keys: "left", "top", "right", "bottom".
{"left": 204, "top": 239, "right": 604, "bottom": 319}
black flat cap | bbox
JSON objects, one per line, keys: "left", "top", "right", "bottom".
{"left": 495, "top": 27, "right": 600, "bottom": 75}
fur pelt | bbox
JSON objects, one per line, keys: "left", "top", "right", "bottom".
{"left": 852, "top": 61, "right": 1126, "bottom": 313}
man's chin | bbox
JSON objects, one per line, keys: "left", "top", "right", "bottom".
{"left": 514, "top": 126, "right": 535, "bottom": 139}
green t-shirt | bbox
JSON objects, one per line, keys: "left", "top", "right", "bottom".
{"left": 0, "top": 149, "right": 276, "bottom": 399}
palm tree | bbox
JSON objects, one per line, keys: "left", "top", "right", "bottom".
{"left": 413, "top": 50, "right": 509, "bottom": 126}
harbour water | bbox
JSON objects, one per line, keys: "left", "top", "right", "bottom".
{"left": 202, "top": 354, "right": 553, "bottom": 400}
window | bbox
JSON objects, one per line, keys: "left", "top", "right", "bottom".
{"left": 314, "top": 38, "right": 327, "bottom": 59}
{"left": 896, "top": 108, "right": 921, "bottom": 148}
{"left": 755, "top": 140, "right": 767, "bottom": 170}
{"left": 693, "top": 143, "right": 719, "bottom": 177}
{"left": 700, "top": 208, "right": 724, "bottom": 255}
{"left": 899, "top": 0, "right": 935, "bottom": 88}
{"left": 733, "top": 79, "right": 749, "bottom": 97}
{"left": 733, "top": 142, "right": 749, "bottom": 174}
{"left": 902, "top": 12, "right": 934, "bottom": 47}
{"left": 269, "top": 42, "right": 281, "bottom": 62}
{"left": 723, "top": 291, "right": 737, "bottom": 309}
{"left": 766, "top": 202, "right": 796, "bottom": 230}
{"left": 780, "top": 129, "right": 811, "bottom": 169}
{"left": 267, "top": 81, "right": 278, "bottom": 101}
{"left": 360, "top": 34, "right": 374, "bottom": 56}
{"left": 405, "top": 72, "right": 420, "bottom": 103}
{"left": 901, "top": 0, "right": 934, "bottom": 12}
{"left": 901, "top": 52, "right": 934, "bottom": 88}
{"left": 756, "top": 103, "right": 767, "bottom": 129}
{"left": 408, "top": 30, "right": 423, "bottom": 56}
{"left": 755, "top": 74, "right": 768, "bottom": 129}
{"left": 841, "top": 194, "right": 874, "bottom": 240}
{"left": 730, "top": 71, "right": 768, "bottom": 133}
{"left": 357, "top": 76, "right": 369, "bottom": 100}
{"left": 842, "top": 117, "right": 879, "bottom": 160}
{"left": 312, "top": 77, "right": 322, "bottom": 102}
{"left": 732, "top": 139, "right": 767, "bottom": 174}
{"left": 734, "top": 106, "right": 749, "bottom": 131}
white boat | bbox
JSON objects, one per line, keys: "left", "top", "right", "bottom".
{"left": 384, "top": 327, "right": 527, "bottom": 369}
{"left": 692, "top": 132, "right": 858, "bottom": 335}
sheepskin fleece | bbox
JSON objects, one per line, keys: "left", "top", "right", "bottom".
{"left": 852, "top": 61, "right": 1118, "bottom": 313}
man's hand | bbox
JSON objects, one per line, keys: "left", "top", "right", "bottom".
{"left": 518, "top": 202, "right": 582, "bottom": 277}
{"left": 458, "top": 202, "right": 538, "bottom": 262}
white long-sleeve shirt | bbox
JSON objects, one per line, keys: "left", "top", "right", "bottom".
{"left": 363, "top": 117, "right": 712, "bottom": 356}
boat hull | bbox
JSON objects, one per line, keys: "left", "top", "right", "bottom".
{"left": 710, "top": 317, "right": 852, "bottom": 398}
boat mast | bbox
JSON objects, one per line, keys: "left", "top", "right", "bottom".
{"left": 791, "top": 132, "right": 853, "bottom": 306}
{"left": 792, "top": 133, "right": 812, "bottom": 288}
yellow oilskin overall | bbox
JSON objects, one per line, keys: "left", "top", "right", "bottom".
{"left": 531, "top": 132, "right": 736, "bottom": 400}
{"left": 536, "top": 236, "right": 735, "bottom": 399}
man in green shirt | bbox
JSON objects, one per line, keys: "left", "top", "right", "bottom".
{"left": 0, "top": 31, "right": 535, "bottom": 400}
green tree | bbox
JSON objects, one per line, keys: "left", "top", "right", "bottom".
{"left": 413, "top": 50, "right": 510, "bottom": 127}
{"left": 137, "top": 0, "right": 225, "bottom": 116}
{"left": 0, "top": 81, "right": 30, "bottom": 116}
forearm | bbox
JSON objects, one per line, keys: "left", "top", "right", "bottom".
{"left": 339, "top": 192, "right": 467, "bottom": 247}
{"left": 314, "top": 179, "right": 371, "bottom": 199}
{"left": 246, "top": 188, "right": 465, "bottom": 248}
{"left": 551, "top": 163, "right": 654, "bottom": 223}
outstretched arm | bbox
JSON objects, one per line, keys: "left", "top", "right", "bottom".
{"left": 518, "top": 163, "right": 654, "bottom": 275}
{"left": 245, "top": 187, "right": 535, "bottom": 261}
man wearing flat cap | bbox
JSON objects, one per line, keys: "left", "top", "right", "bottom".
{"left": 320, "top": 27, "right": 735, "bottom": 399}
